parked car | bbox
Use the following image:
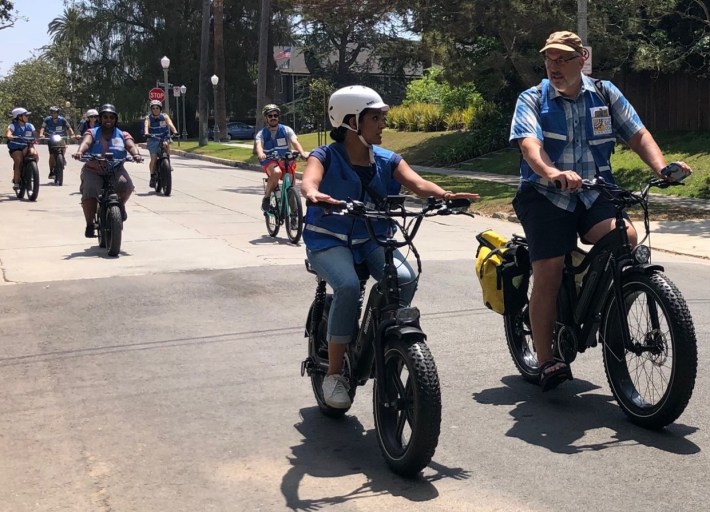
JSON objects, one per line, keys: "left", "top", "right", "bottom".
{"left": 209, "top": 121, "right": 255, "bottom": 141}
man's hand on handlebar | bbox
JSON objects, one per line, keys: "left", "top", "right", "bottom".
{"left": 551, "top": 170, "right": 582, "bottom": 192}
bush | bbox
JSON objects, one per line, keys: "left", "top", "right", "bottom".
{"left": 387, "top": 103, "right": 445, "bottom": 131}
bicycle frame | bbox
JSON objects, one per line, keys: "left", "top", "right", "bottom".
{"left": 547, "top": 180, "right": 667, "bottom": 362}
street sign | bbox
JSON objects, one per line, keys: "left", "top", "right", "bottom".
{"left": 149, "top": 87, "right": 165, "bottom": 102}
{"left": 173, "top": 86, "right": 181, "bottom": 97}
{"left": 582, "top": 46, "right": 593, "bottom": 75}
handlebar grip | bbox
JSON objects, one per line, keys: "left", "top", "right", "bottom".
{"left": 447, "top": 198, "right": 471, "bottom": 209}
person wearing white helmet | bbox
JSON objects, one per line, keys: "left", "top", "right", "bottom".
{"left": 5, "top": 107, "right": 39, "bottom": 191}
{"left": 255, "top": 103, "right": 307, "bottom": 212}
{"left": 300, "top": 85, "right": 479, "bottom": 409}
{"left": 39, "top": 106, "right": 77, "bottom": 179}
{"left": 144, "top": 100, "right": 177, "bottom": 188}
{"left": 77, "top": 109, "right": 100, "bottom": 136}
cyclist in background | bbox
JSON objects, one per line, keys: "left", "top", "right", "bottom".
{"left": 6, "top": 107, "right": 39, "bottom": 191}
{"left": 144, "top": 100, "right": 177, "bottom": 188}
{"left": 77, "top": 109, "right": 99, "bottom": 136}
{"left": 255, "top": 104, "right": 307, "bottom": 212}
{"left": 39, "top": 106, "right": 76, "bottom": 179}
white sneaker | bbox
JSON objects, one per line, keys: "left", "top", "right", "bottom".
{"left": 322, "top": 374, "right": 351, "bottom": 409}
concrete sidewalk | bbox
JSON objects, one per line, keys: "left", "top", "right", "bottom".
{"left": 171, "top": 146, "right": 710, "bottom": 260}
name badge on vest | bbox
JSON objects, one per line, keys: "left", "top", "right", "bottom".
{"left": 590, "top": 106, "right": 612, "bottom": 136}
{"left": 276, "top": 137, "right": 287, "bottom": 146}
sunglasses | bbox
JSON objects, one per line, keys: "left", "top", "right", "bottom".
{"left": 266, "top": 114, "right": 279, "bottom": 119}
{"left": 89, "top": 115, "right": 98, "bottom": 119}
{"left": 151, "top": 106, "right": 161, "bottom": 110}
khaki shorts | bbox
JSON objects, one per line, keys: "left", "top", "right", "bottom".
{"left": 80, "top": 166, "right": 134, "bottom": 201}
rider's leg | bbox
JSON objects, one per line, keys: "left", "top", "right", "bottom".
{"left": 513, "top": 187, "right": 579, "bottom": 371}
{"left": 264, "top": 162, "right": 282, "bottom": 197}
{"left": 529, "top": 256, "right": 565, "bottom": 365}
{"left": 262, "top": 162, "right": 282, "bottom": 211}
{"left": 48, "top": 153, "right": 56, "bottom": 177}
{"left": 10, "top": 150, "right": 23, "bottom": 186}
{"left": 115, "top": 167, "right": 135, "bottom": 221}
{"left": 306, "top": 246, "right": 361, "bottom": 375}
{"left": 80, "top": 169, "right": 101, "bottom": 236}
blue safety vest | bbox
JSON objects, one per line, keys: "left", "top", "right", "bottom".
{"left": 303, "top": 143, "right": 398, "bottom": 263}
{"left": 147, "top": 113, "right": 169, "bottom": 137}
{"left": 88, "top": 126, "right": 128, "bottom": 160}
{"left": 520, "top": 79, "right": 616, "bottom": 184}
{"left": 260, "top": 125, "right": 289, "bottom": 156}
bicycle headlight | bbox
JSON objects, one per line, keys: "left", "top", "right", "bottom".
{"left": 633, "top": 244, "right": 651, "bottom": 264}
{"left": 396, "top": 307, "right": 420, "bottom": 325}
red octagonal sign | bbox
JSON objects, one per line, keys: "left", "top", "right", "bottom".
{"left": 149, "top": 87, "right": 165, "bottom": 102}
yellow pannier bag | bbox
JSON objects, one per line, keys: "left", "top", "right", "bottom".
{"left": 474, "top": 230, "right": 530, "bottom": 315}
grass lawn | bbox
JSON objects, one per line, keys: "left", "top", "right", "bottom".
{"left": 174, "top": 129, "right": 710, "bottom": 219}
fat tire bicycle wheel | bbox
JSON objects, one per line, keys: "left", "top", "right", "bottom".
{"left": 602, "top": 271, "right": 697, "bottom": 429}
{"left": 307, "top": 296, "right": 356, "bottom": 418}
{"left": 373, "top": 337, "right": 441, "bottom": 477}
{"left": 106, "top": 205, "right": 123, "bottom": 257}
{"left": 265, "top": 192, "right": 280, "bottom": 237}
{"left": 503, "top": 271, "right": 539, "bottom": 383}
{"left": 285, "top": 186, "right": 304, "bottom": 244}
{"left": 55, "top": 153, "right": 65, "bottom": 186}
{"left": 25, "top": 161, "right": 40, "bottom": 201}
{"left": 159, "top": 158, "right": 172, "bottom": 196}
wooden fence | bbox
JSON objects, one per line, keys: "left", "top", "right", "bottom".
{"left": 605, "top": 72, "right": 710, "bottom": 132}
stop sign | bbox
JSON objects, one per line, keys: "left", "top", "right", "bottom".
{"left": 149, "top": 87, "right": 165, "bottom": 102}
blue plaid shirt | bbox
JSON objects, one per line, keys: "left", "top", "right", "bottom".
{"left": 510, "top": 74, "right": 645, "bottom": 211}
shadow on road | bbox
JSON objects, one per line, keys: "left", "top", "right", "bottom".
{"left": 472, "top": 375, "right": 699, "bottom": 455}
{"left": 63, "top": 246, "right": 131, "bottom": 259}
{"left": 280, "top": 407, "right": 471, "bottom": 511}
{"left": 221, "top": 186, "right": 263, "bottom": 195}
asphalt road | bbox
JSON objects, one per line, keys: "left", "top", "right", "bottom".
{"left": 1, "top": 147, "right": 709, "bottom": 511}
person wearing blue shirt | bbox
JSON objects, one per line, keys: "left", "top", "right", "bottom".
{"left": 73, "top": 104, "right": 144, "bottom": 238}
{"left": 509, "top": 31, "right": 692, "bottom": 391}
{"left": 77, "top": 109, "right": 99, "bottom": 136}
{"left": 5, "top": 107, "right": 39, "bottom": 191}
{"left": 144, "top": 100, "right": 177, "bottom": 188}
{"left": 255, "top": 104, "right": 307, "bottom": 212}
{"left": 39, "top": 106, "right": 76, "bottom": 179}
{"left": 301, "top": 85, "right": 479, "bottom": 409}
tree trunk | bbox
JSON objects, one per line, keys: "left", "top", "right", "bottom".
{"left": 256, "top": 0, "right": 271, "bottom": 131}
{"left": 198, "top": 0, "right": 211, "bottom": 146}
{"left": 213, "top": 0, "right": 228, "bottom": 141}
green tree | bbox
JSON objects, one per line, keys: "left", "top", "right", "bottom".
{"left": 0, "top": 58, "right": 65, "bottom": 119}
{"left": 0, "top": 0, "right": 21, "bottom": 30}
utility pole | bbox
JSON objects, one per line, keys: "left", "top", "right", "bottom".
{"left": 256, "top": 0, "right": 271, "bottom": 131}
{"left": 577, "top": 0, "right": 588, "bottom": 44}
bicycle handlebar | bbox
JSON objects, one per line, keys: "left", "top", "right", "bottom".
{"left": 307, "top": 195, "right": 473, "bottom": 250}
{"left": 264, "top": 150, "right": 301, "bottom": 161}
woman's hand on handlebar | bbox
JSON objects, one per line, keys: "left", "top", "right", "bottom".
{"left": 132, "top": 153, "right": 144, "bottom": 163}
{"left": 73, "top": 150, "right": 83, "bottom": 160}
{"left": 443, "top": 191, "right": 480, "bottom": 201}
{"left": 304, "top": 189, "right": 340, "bottom": 205}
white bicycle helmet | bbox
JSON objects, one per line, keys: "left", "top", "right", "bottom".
{"left": 85, "top": 109, "right": 99, "bottom": 117}
{"left": 150, "top": 99, "right": 163, "bottom": 108}
{"left": 11, "top": 107, "right": 30, "bottom": 118}
{"left": 328, "top": 85, "right": 389, "bottom": 131}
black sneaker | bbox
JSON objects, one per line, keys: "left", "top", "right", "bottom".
{"left": 48, "top": 170, "right": 55, "bottom": 179}
{"left": 149, "top": 174, "right": 157, "bottom": 188}
{"left": 119, "top": 204, "right": 127, "bottom": 222}
{"left": 261, "top": 197, "right": 270, "bottom": 212}
{"left": 85, "top": 224, "right": 96, "bottom": 238}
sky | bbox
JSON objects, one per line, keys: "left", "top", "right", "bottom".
{"left": 0, "top": 0, "right": 66, "bottom": 76}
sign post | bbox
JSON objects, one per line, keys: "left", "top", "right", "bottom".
{"left": 582, "top": 46, "right": 593, "bottom": 75}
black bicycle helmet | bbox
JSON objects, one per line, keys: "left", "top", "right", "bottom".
{"left": 99, "top": 103, "right": 118, "bottom": 117}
